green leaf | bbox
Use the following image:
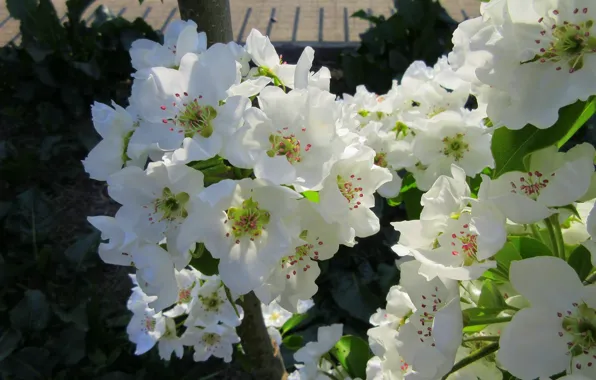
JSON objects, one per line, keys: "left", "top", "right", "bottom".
{"left": 0, "top": 328, "right": 22, "bottom": 361}
{"left": 487, "top": 242, "right": 523, "bottom": 282}
{"left": 402, "top": 187, "right": 424, "bottom": 220}
{"left": 189, "top": 248, "right": 219, "bottom": 276}
{"left": 568, "top": 245, "right": 593, "bottom": 281}
{"left": 478, "top": 281, "right": 507, "bottom": 309}
{"left": 52, "top": 327, "right": 86, "bottom": 366}
{"left": 509, "top": 236, "right": 553, "bottom": 259}
{"left": 280, "top": 313, "right": 309, "bottom": 335}
{"left": 302, "top": 191, "right": 320, "bottom": 203}
{"left": 0, "top": 347, "right": 54, "bottom": 380}
{"left": 64, "top": 230, "right": 100, "bottom": 271}
{"left": 66, "top": 0, "right": 94, "bottom": 23}
{"left": 491, "top": 98, "right": 596, "bottom": 177}
{"left": 10, "top": 290, "right": 51, "bottom": 331}
{"left": 52, "top": 302, "right": 89, "bottom": 332}
{"left": 330, "top": 336, "right": 372, "bottom": 379}
{"left": 462, "top": 307, "right": 508, "bottom": 326}
{"left": 281, "top": 334, "right": 303, "bottom": 351}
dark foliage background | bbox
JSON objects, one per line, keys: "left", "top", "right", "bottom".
{"left": 4, "top": 0, "right": 575, "bottom": 378}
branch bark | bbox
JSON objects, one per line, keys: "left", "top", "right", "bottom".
{"left": 237, "top": 292, "right": 288, "bottom": 380}
{"left": 177, "top": 0, "right": 233, "bottom": 45}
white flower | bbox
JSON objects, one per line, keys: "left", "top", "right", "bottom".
{"left": 87, "top": 207, "right": 139, "bottom": 266}
{"left": 130, "top": 45, "right": 249, "bottom": 163}
{"left": 177, "top": 178, "right": 302, "bottom": 295}
{"left": 107, "top": 162, "right": 203, "bottom": 268}
{"left": 163, "top": 268, "right": 201, "bottom": 318}
{"left": 82, "top": 102, "right": 137, "bottom": 181}
{"left": 226, "top": 86, "right": 340, "bottom": 190}
{"left": 261, "top": 300, "right": 292, "bottom": 328}
{"left": 130, "top": 20, "right": 207, "bottom": 70}
{"left": 318, "top": 144, "right": 392, "bottom": 238}
{"left": 127, "top": 276, "right": 157, "bottom": 313}
{"left": 456, "top": 1, "right": 596, "bottom": 129}
{"left": 395, "top": 260, "right": 463, "bottom": 379}
{"left": 254, "top": 201, "right": 341, "bottom": 311}
{"left": 479, "top": 143, "right": 595, "bottom": 224}
{"left": 132, "top": 243, "right": 178, "bottom": 312}
{"left": 157, "top": 317, "right": 185, "bottom": 360}
{"left": 182, "top": 324, "right": 240, "bottom": 363}
{"left": 185, "top": 278, "right": 242, "bottom": 327}
{"left": 497, "top": 256, "right": 596, "bottom": 379}
{"left": 127, "top": 305, "right": 166, "bottom": 355}
{"left": 392, "top": 165, "right": 506, "bottom": 281}
{"left": 297, "top": 299, "right": 315, "bottom": 314}
{"left": 294, "top": 324, "right": 343, "bottom": 375}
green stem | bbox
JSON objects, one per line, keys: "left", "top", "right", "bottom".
{"left": 441, "top": 343, "right": 499, "bottom": 380}
{"left": 549, "top": 214, "right": 566, "bottom": 259}
{"left": 462, "top": 336, "right": 500, "bottom": 343}
{"left": 584, "top": 271, "right": 596, "bottom": 285}
{"left": 466, "top": 316, "right": 512, "bottom": 326}
{"left": 529, "top": 223, "right": 543, "bottom": 242}
{"left": 543, "top": 217, "right": 561, "bottom": 258}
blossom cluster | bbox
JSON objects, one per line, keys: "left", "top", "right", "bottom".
{"left": 83, "top": 0, "right": 596, "bottom": 378}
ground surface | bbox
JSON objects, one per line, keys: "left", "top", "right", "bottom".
{"left": 0, "top": 0, "right": 479, "bottom": 46}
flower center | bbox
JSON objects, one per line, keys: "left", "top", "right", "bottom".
{"left": 178, "top": 287, "right": 193, "bottom": 304}
{"left": 267, "top": 133, "right": 303, "bottom": 164}
{"left": 337, "top": 174, "right": 364, "bottom": 210}
{"left": 161, "top": 93, "right": 216, "bottom": 138}
{"left": 148, "top": 187, "right": 190, "bottom": 222}
{"left": 143, "top": 317, "right": 156, "bottom": 333}
{"left": 441, "top": 133, "right": 469, "bottom": 161}
{"left": 509, "top": 171, "right": 553, "bottom": 200}
{"left": 200, "top": 292, "right": 224, "bottom": 312}
{"left": 448, "top": 225, "right": 479, "bottom": 266}
{"left": 562, "top": 302, "right": 596, "bottom": 356}
{"left": 393, "top": 121, "right": 410, "bottom": 139}
{"left": 226, "top": 198, "right": 270, "bottom": 242}
{"left": 374, "top": 152, "right": 388, "bottom": 168}
{"left": 526, "top": 9, "right": 596, "bottom": 73}
{"left": 202, "top": 332, "right": 221, "bottom": 346}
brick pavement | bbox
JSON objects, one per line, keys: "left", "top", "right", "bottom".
{"left": 0, "top": 0, "right": 480, "bottom": 46}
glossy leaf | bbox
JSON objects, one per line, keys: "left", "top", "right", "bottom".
{"left": 330, "top": 336, "right": 372, "bottom": 379}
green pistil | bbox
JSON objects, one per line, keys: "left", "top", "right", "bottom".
{"left": 374, "top": 152, "right": 388, "bottom": 168}
{"left": 202, "top": 332, "right": 221, "bottom": 345}
{"left": 226, "top": 198, "right": 270, "bottom": 240}
{"left": 267, "top": 134, "right": 302, "bottom": 164}
{"left": 428, "top": 106, "right": 447, "bottom": 118}
{"left": 523, "top": 19, "right": 596, "bottom": 72}
{"left": 441, "top": 133, "right": 469, "bottom": 161}
{"left": 563, "top": 303, "right": 596, "bottom": 356}
{"left": 200, "top": 293, "right": 224, "bottom": 312}
{"left": 154, "top": 187, "right": 190, "bottom": 221}
{"left": 393, "top": 121, "right": 410, "bottom": 139}
{"left": 178, "top": 101, "right": 216, "bottom": 138}
{"left": 358, "top": 110, "right": 370, "bottom": 118}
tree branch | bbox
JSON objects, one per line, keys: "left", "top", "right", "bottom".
{"left": 177, "top": 0, "right": 233, "bottom": 46}
{"left": 237, "top": 292, "right": 288, "bottom": 380}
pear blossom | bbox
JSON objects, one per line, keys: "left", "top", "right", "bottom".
{"left": 498, "top": 256, "right": 596, "bottom": 379}
{"left": 392, "top": 165, "right": 506, "bottom": 281}
{"left": 261, "top": 300, "right": 292, "bottom": 328}
{"left": 163, "top": 268, "right": 201, "bottom": 318}
{"left": 82, "top": 102, "right": 138, "bottom": 181}
{"left": 107, "top": 162, "right": 203, "bottom": 268}
{"left": 130, "top": 45, "right": 249, "bottom": 163}
{"left": 132, "top": 243, "right": 177, "bottom": 312}
{"left": 294, "top": 324, "right": 343, "bottom": 376}
{"left": 87, "top": 207, "right": 139, "bottom": 266}
{"left": 478, "top": 143, "right": 595, "bottom": 224}
{"left": 126, "top": 297, "right": 167, "bottom": 355}
{"left": 182, "top": 324, "right": 240, "bottom": 363}
{"left": 394, "top": 260, "right": 463, "bottom": 379}
{"left": 254, "top": 201, "right": 342, "bottom": 311}
{"left": 157, "top": 317, "right": 185, "bottom": 360}
{"left": 226, "top": 86, "right": 340, "bottom": 190}
{"left": 297, "top": 299, "right": 315, "bottom": 314}
{"left": 318, "top": 144, "right": 392, "bottom": 238}
{"left": 130, "top": 20, "right": 207, "bottom": 70}
{"left": 177, "top": 178, "right": 302, "bottom": 295}
{"left": 185, "top": 278, "right": 242, "bottom": 327}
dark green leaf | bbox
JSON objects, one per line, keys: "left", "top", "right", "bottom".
{"left": 66, "top": 0, "right": 95, "bottom": 23}
{"left": 487, "top": 242, "right": 523, "bottom": 282}
{"left": 329, "top": 271, "right": 380, "bottom": 322}
{"left": 0, "top": 328, "right": 21, "bottom": 361}
{"left": 478, "top": 281, "right": 506, "bottom": 309}
{"left": 402, "top": 187, "right": 424, "bottom": 220}
{"left": 52, "top": 327, "right": 86, "bottom": 365}
{"left": 10, "top": 290, "right": 51, "bottom": 331}
{"left": 568, "top": 245, "right": 593, "bottom": 281}
{"left": 0, "top": 347, "right": 54, "bottom": 380}
{"left": 462, "top": 307, "right": 507, "bottom": 326}
{"left": 281, "top": 334, "right": 303, "bottom": 351}
{"left": 6, "top": 0, "right": 39, "bottom": 20}
{"left": 189, "top": 248, "right": 219, "bottom": 276}
{"left": 64, "top": 230, "right": 100, "bottom": 271}
{"left": 280, "top": 313, "right": 309, "bottom": 335}
{"left": 52, "top": 302, "right": 89, "bottom": 331}
{"left": 491, "top": 98, "right": 596, "bottom": 177}
{"left": 330, "top": 336, "right": 372, "bottom": 379}
{"left": 509, "top": 236, "right": 553, "bottom": 259}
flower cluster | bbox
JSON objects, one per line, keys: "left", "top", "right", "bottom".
{"left": 84, "top": 0, "right": 596, "bottom": 377}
